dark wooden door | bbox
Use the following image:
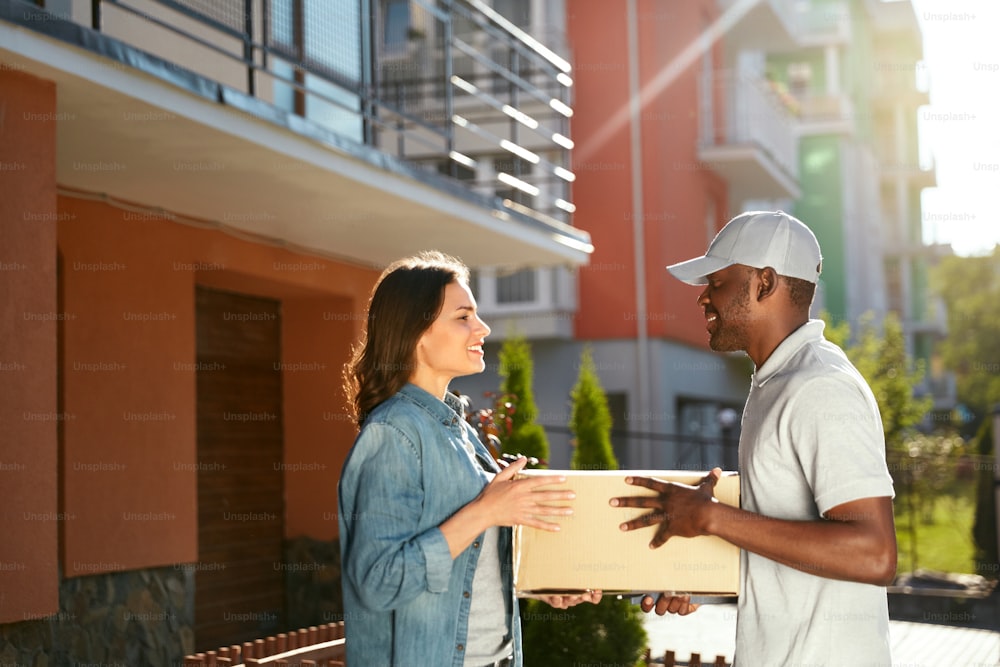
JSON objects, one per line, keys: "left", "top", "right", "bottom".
{"left": 194, "top": 286, "right": 285, "bottom": 650}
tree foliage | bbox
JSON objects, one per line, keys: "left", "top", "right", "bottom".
{"left": 820, "top": 310, "right": 932, "bottom": 459}
{"left": 821, "top": 310, "right": 943, "bottom": 573}
{"left": 496, "top": 336, "right": 549, "bottom": 464}
{"left": 930, "top": 251, "right": 1000, "bottom": 577}
{"left": 569, "top": 347, "right": 617, "bottom": 471}
{"left": 930, "top": 248, "right": 1000, "bottom": 419}
{"left": 971, "top": 415, "right": 998, "bottom": 579}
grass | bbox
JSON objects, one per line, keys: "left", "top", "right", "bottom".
{"left": 894, "top": 483, "right": 978, "bottom": 575}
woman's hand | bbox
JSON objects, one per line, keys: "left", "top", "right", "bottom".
{"left": 439, "top": 456, "right": 573, "bottom": 557}
{"left": 538, "top": 589, "right": 604, "bottom": 609}
{"left": 476, "top": 456, "right": 575, "bottom": 531}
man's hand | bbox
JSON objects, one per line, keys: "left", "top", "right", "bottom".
{"left": 639, "top": 593, "right": 700, "bottom": 616}
{"left": 609, "top": 468, "right": 722, "bottom": 548}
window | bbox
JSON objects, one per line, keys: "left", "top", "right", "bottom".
{"left": 677, "top": 398, "right": 741, "bottom": 470}
{"left": 383, "top": 0, "right": 410, "bottom": 54}
{"left": 496, "top": 269, "right": 537, "bottom": 304}
{"left": 267, "top": 0, "right": 364, "bottom": 141}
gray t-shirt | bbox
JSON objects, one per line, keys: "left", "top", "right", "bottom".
{"left": 456, "top": 438, "right": 512, "bottom": 666}
{"left": 465, "top": 523, "right": 513, "bottom": 665}
{"left": 735, "top": 320, "right": 895, "bottom": 667}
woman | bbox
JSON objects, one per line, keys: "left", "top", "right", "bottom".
{"left": 338, "top": 251, "right": 600, "bottom": 667}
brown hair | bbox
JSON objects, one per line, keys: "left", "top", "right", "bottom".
{"left": 345, "top": 251, "right": 471, "bottom": 426}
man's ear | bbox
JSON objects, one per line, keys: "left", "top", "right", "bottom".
{"left": 756, "top": 267, "right": 779, "bottom": 301}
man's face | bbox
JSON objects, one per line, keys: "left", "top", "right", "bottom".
{"left": 698, "top": 265, "right": 754, "bottom": 352}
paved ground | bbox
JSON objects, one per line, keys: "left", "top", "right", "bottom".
{"left": 641, "top": 602, "right": 1000, "bottom": 666}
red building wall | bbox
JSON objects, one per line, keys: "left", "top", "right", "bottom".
{"left": 568, "top": 0, "right": 728, "bottom": 347}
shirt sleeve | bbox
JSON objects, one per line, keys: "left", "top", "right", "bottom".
{"left": 789, "top": 373, "right": 896, "bottom": 516}
{"left": 339, "top": 422, "right": 454, "bottom": 611}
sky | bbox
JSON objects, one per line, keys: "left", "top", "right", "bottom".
{"left": 910, "top": 0, "right": 1000, "bottom": 256}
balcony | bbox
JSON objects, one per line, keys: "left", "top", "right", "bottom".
{"left": 0, "top": 0, "right": 591, "bottom": 269}
{"left": 878, "top": 156, "right": 937, "bottom": 189}
{"left": 717, "top": 0, "right": 850, "bottom": 53}
{"left": 790, "top": 88, "right": 856, "bottom": 136}
{"left": 698, "top": 69, "right": 801, "bottom": 205}
{"left": 872, "top": 64, "right": 930, "bottom": 109}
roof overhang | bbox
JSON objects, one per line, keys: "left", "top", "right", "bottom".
{"left": 0, "top": 9, "right": 592, "bottom": 270}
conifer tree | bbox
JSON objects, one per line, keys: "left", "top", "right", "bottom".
{"left": 495, "top": 335, "right": 549, "bottom": 464}
{"left": 570, "top": 347, "right": 617, "bottom": 471}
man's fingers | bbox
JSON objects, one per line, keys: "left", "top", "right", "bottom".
{"left": 618, "top": 511, "right": 669, "bottom": 532}
{"left": 609, "top": 495, "right": 662, "bottom": 509}
{"left": 679, "top": 602, "right": 701, "bottom": 616}
{"left": 649, "top": 523, "right": 673, "bottom": 549}
{"left": 622, "top": 475, "right": 669, "bottom": 491}
{"left": 655, "top": 594, "right": 691, "bottom": 615}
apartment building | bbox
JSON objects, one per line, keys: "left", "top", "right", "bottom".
{"left": 0, "top": 0, "right": 589, "bottom": 663}
{"left": 455, "top": 0, "right": 946, "bottom": 471}
{"left": 457, "top": 0, "right": 802, "bottom": 471}
{"left": 748, "top": 0, "right": 951, "bottom": 411}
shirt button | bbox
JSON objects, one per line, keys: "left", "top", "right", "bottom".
{"left": 463, "top": 591, "right": 470, "bottom": 598}
{"left": 473, "top": 541, "right": 480, "bottom": 548}
{"left": 457, "top": 644, "right": 464, "bottom": 651}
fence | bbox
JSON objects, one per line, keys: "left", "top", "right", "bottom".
{"left": 182, "top": 621, "right": 731, "bottom": 666}
{"left": 183, "top": 622, "right": 345, "bottom": 666}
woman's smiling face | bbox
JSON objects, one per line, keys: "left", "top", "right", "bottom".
{"left": 411, "top": 280, "right": 491, "bottom": 396}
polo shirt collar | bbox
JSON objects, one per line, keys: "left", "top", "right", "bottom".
{"left": 753, "top": 319, "right": 826, "bottom": 387}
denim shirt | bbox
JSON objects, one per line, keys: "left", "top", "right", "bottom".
{"left": 338, "top": 384, "right": 523, "bottom": 667}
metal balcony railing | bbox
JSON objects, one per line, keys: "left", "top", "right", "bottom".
{"left": 84, "top": 0, "right": 576, "bottom": 225}
{"left": 699, "top": 69, "right": 799, "bottom": 182}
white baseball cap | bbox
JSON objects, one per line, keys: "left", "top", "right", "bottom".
{"left": 666, "top": 210, "right": 823, "bottom": 285}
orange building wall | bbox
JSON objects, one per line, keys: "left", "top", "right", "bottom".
{"left": 569, "top": 0, "right": 727, "bottom": 346}
{"left": 0, "top": 69, "right": 60, "bottom": 623}
{"left": 57, "top": 196, "right": 377, "bottom": 578}
{"left": 280, "top": 296, "right": 358, "bottom": 540}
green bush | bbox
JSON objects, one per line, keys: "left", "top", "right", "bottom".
{"left": 521, "top": 596, "right": 647, "bottom": 666}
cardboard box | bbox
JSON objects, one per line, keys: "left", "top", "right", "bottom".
{"left": 513, "top": 470, "right": 740, "bottom": 597}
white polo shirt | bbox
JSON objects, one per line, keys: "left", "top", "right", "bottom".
{"left": 735, "top": 320, "right": 895, "bottom": 667}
